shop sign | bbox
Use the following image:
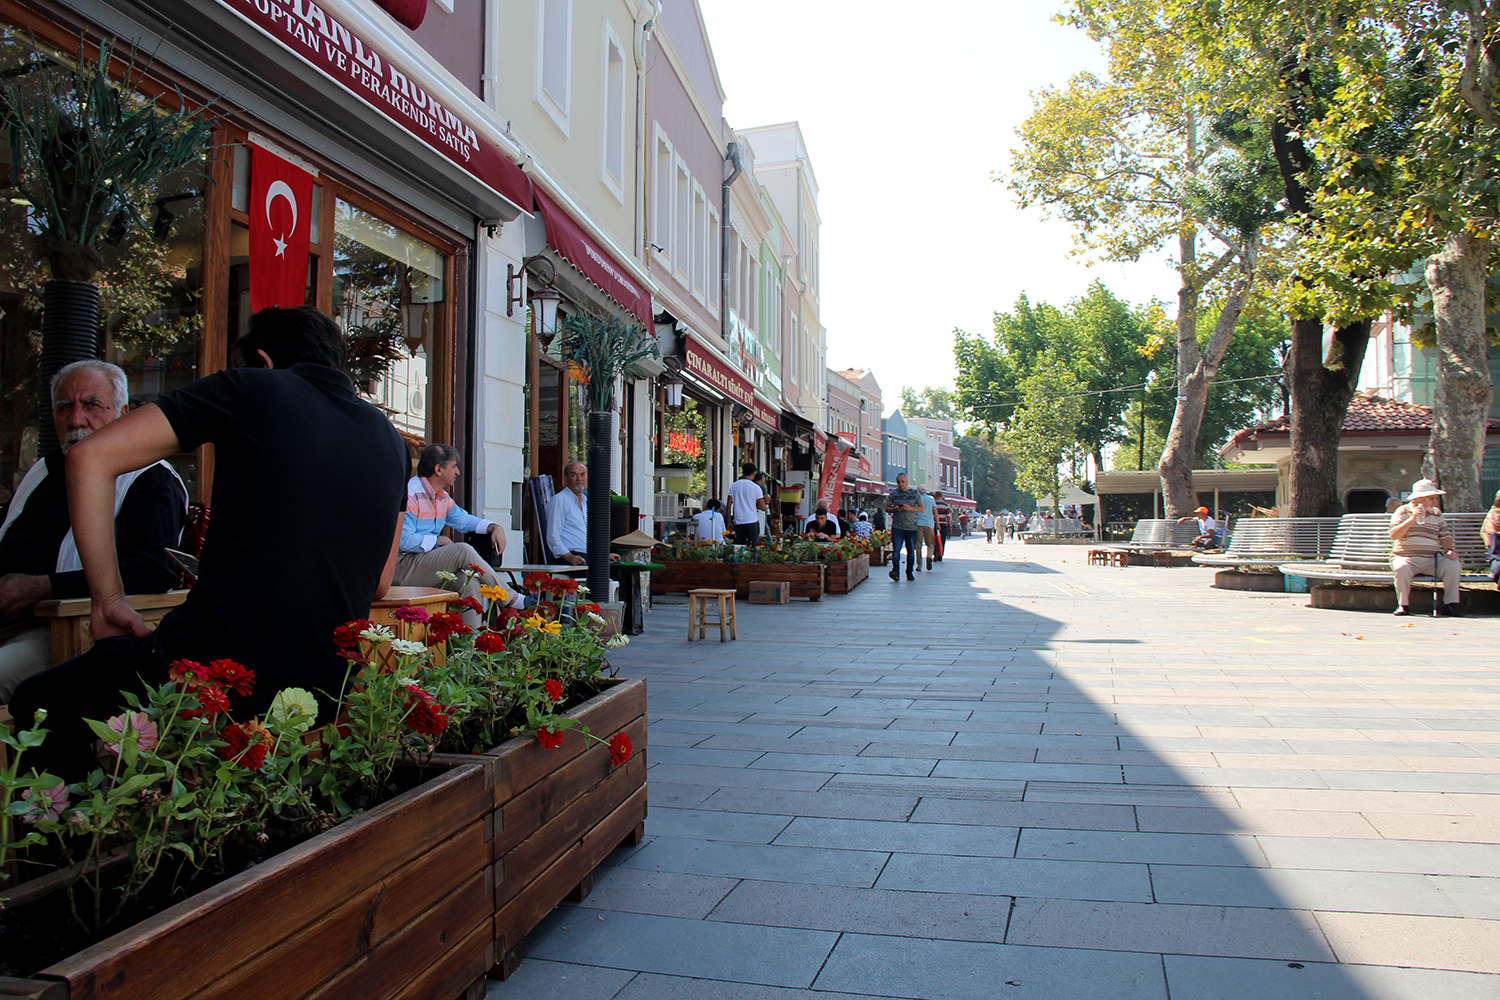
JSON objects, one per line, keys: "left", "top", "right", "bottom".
{"left": 752, "top": 397, "right": 779, "bottom": 431}
{"left": 685, "top": 337, "right": 756, "bottom": 409}
{"left": 222, "top": 0, "right": 531, "bottom": 210}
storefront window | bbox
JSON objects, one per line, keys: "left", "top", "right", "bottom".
{"left": 663, "top": 398, "right": 709, "bottom": 501}
{"left": 331, "top": 198, "right": 445, "bottom": 444}
{"left": 0, "top": 31, "right": 205, "bottom": 496}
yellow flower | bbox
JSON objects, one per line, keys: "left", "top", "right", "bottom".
{"left": 524, "top": 613, "right": 562, "bottom": 635}
{"left": 479, "top": 584, "right": 510, "bottom": 603}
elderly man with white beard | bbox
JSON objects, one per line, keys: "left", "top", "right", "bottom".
{"left": 0, "top": 360, "right": 186, "bottom": 700}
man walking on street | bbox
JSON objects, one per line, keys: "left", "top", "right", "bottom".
{"left": 886, "top": 473, "right": 922, "bottom": 581}
{"left": 916, "top": 489, "right": 938, "bottom": 571}
{"left": 726, "top": 462, "right": 767, "bottom": 545}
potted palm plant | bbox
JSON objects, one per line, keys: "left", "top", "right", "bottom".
{"left": 0, "top": 38, "right": 214, "bottom": 454}
{"left": 556, "top": 312, "right": 659, "bottom": 601}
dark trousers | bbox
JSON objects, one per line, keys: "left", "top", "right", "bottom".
{"left": 892, "top": 528, "right": 919, "bottom": 576}
{"left": 10, "top": 634, "right": 168, "bottom": 782}
{"left": 733, "top": 522, "right": 761, "bottom": 545}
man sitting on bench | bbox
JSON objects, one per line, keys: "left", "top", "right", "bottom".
{"left": 0, "top": 360, "right": 185, "bottom": 702}
{"left": 1176, "top": 506, "right": 1221, "bottom": 549}
{"left": 1390, "top": 478, "right": 1462, "bottom": 617}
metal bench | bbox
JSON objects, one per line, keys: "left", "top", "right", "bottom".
{"left": 1108, "top": 519, "right": 1205, "bottom": 551}
{"left": 1279, "top": 512, "right": 1493, "bottom": 587}
{"left": 1193, "top": 517, "right": 1342, "bottom": 569}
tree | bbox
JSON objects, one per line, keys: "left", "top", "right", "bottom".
{"left": 898, "top": 385, "right": 958, "bottom": 421}
{"left": 1006, "top": 354, "right": 1085, "bottom": 516}
{"left": 957, "top": 434, "right": 1033, "bottom": 512}
{"left": 1008, "top": 0, "right": 1280, "bottom": 514}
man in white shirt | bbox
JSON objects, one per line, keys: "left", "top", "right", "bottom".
{"left": 545, "top": 462, "right": 589, "bottom": 564}
{"left": 691, "top": 499, "right": 727, "bottom": 541}
{"left": 726, "top": 462, "right": 767, "bottom": 545}
{"left": 1175, "top": 505, "right": 1221, "bottom": 549}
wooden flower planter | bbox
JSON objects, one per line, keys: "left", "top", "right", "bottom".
{"left": 650, "top": 561, "right": 737, "bottom": 596}
{"left": 431, "top": 677, "right": 648, "bottom": 980}
{"left": 824, "top": 554, "right": 870, "bottom": 594}
{"left": 0, "top": 761, "right": 493, "bottom": 1000}
{"left": 869, "top": 546, "right": 891, "bottom": 567}
{"left": 734, "top": 563, "right": 825, "bottom": 601}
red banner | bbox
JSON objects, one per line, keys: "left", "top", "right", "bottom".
{"left": 816, "top": 435, "right": 853, "bottom": 511}
{"left": 249, "top": 145, "right": 315, "bottom": 312}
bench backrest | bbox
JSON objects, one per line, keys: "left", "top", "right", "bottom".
{"left": 1128, "top": 519, "right": 1201, "bottom": 546}
{"left": 1223, "top": 517, "right": 1342, "bottom": 559}
{"left": 1326, "top": 511, "right": 1492, "bottom": 572}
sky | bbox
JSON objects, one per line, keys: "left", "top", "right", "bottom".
{"left": 696, "top": 0, "right": 1182, "bottom": 414}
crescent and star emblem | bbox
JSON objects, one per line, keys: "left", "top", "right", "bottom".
{"left": 264, "top": 180, "right": 299, "bottom": 257}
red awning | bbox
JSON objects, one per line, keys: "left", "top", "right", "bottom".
{"left": 534, "top": 188, "right": 652, "bottom": 326}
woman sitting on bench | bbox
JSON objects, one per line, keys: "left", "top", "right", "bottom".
{"left": 1389, "top": 479, "right": 1462, "bottom": 617}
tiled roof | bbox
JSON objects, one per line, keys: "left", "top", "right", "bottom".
{"left": 1223, "top": 393, "right": 1500, "bottom": 456}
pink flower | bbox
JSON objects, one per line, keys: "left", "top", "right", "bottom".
{"left": 22, "top": 783, "right": 68, "bottom": 824}
{"left": 391, "top": 605, "right": 430, "bottom": 624}
{"left": 104, "top": 711, "right": 158, "bottom": 755}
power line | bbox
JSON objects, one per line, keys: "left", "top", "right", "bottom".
{"left": 955, "top": 372, "right": 1284, "bottom": 412}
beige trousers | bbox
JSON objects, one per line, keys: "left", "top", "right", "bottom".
{"left": 393, "top": 542, "right": 503, "bottom": 627}
{"left": 0, "top": 626, "right": 52, "bottom": 704}
{"left": 1392, "top": 553, "right": 1462, "bottom": 606}
{"left": 918, "top": 526, "right": 936, "bottom": 566}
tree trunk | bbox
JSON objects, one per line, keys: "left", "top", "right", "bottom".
{"left": 1158, "top": 243, "right": 1257, "bottom": 516}
{"left": 1286, "top": 318, "right": 1373, "bottom": 516}
{"left": 1424, "top": 230, "right": 1493, "bottom": 511}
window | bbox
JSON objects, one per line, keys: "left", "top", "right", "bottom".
{"left": 706, "top": 207, "right": 720, "bottom": 311}
{"left": 601, "top": 25, "right": 625, "bottom": 197}
{"left": 653, "top": 130, "right": 673, "bottom": 267}
{"left": 691, "top": 183, "right": 707, "bottom": 300}
{"left": 536, "top": 0, "right": 571, "bottom": 134}
{"left": 789, "top": 318, "right": 798, "bottom": 384}
{"left": 675, "top": 158, "right": 691, "bottom": 282}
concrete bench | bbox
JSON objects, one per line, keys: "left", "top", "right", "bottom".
{"left": 1279, "top": 512, "right": 1493, "bottom": 586}
{"left": 1193, "top": 517, "right": 1342, "bottom": 569}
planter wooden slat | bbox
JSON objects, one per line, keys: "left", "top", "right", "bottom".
{"left": 734, "top": 564, "right": 824, "bottom": 600}
{"left": 0, "top": 979, "right": 66, "bottom": 999}
{"left": 493, "top": 715, "right": 647, "bottom": 860}
{"left": 494, "top": 784, "right": 647, "bottom": 955}
{"left": 385, "top": 923, "right": 490, "bottom": 1000}
{"left": 40, "top": 763, "right": 488, "bottom": 1000}
{"left": 302, "top": 869, "right": 491, "bottom": 1000}
{"left": 492, "top": 678, "right": 647, "bottom": 804}
{"left": 825, "top": 554, "right": 870, "bottom": 594}
{"left": 496, "top": 747, "right": 647, "bottom": 908}
{"left": 650, "top": 562, "right": 736, "bottom": 595}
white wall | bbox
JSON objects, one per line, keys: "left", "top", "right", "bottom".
{"left": 474, "top": 224, "right": 529, "bottom": 561}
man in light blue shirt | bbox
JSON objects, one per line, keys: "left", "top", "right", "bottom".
{"left": 545, "top": 462, "right": 589, "bottom": 563}
{"left": 916, "top": 490, "right": 937, "bottom": 571}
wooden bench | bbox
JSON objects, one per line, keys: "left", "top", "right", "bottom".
{"left": 1278, "top": 512, "right": 1493, "bottom": 589}
{"left": 1192, "top": 517, "right": 1342, "bottom": 569}
{"left": 32, "top": 586, "right": 454, "bottom": 664}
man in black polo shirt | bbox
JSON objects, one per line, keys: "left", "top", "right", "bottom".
{"left": 11, "top": 306, "right": 409, "bottom": 779}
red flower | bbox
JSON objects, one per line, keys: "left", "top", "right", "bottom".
{"left": 576, "top": 603, "right": 603, "bottom": 617}
{"left": 402, "top": 686, "right": 450, "bottom": 736}
{"left": 391, "top": 605, "right": 429, "bottom": 624}
{"left": 535, "top": 726, "right": 565, "bottom": 749}
{"left": 424, "top": 611, "right": 472, "bottom": 646}
{"left": 168, "top": 659, "right": 209, "bottom": 690}
{"left": 522, "top": 571, "right": 553, "bottom": 593}
{"left": 544, "top": 679, "right": 563, "bottom": 702}
{"left": 467, "top": 562, "right": 486, "bottom": 574}
{"left": 537, "top": 600, "right": 559, "bottom": 620}
{"left": 552, "top": 577, "right": 581, "bottom": 596}
{"left": 333, "top": 619, "right": 374, "bottom": 649}
{"left": 608, "top": 732, "right": 632, "bottom": 766}
{"left": 473, "top": 630, "right": 507, "bottom": 654}
{"left": 453, "top": 596, "right": 483, "bottom": 615}
{"left": 206, "top": 659, "right": 255, "bottom": 697}
{"left": 218, "top": 721, "right": 273, "bottom": 770}
{"left": 184, "top": 684, "right": 231, "bottom": 720}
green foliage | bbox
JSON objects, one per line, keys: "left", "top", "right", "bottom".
{"left": 957, "top": 433, "right": 1034, "bottom": 511}
{"left": 898, "top": 386, "right": 958, "bottom": 420}
{"left": 1005, "top": 353, "right": 1086, "bottom": 509}
{"left": 558, "top": 311, "right": 660, "bottom": 412}
{"left": 0, "top": 36, "right": 216, "bottom": 281}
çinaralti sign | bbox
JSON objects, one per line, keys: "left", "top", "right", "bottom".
{"left": 221, "top": 0, "right": 531, "bottom": 210}
{"left": 685, "top": 337, "right": 757, "bottom": 409}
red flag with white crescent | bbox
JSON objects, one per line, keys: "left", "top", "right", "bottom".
{"left": 249, "top": 145, "right": 315, "bottom": 313}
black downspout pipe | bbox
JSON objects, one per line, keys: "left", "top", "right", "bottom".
{"left": 720, "top": 141, "right": 743, "bottom": 346}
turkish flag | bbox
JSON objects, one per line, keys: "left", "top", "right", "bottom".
{"left": 249, "top": 144, "right": 315, "bottom": 313}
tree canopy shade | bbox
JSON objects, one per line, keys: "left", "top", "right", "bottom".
{"left": 1006, "top": 0, "right": 1282, "bottom": 514}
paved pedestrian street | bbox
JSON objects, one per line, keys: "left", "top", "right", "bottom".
{"left": 488, "top": 539, "right": 1500, "bottom": 1000}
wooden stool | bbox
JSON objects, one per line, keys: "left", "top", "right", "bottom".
{"left": 687, "top": 588, "right": 737, "bottom": 642}
{"left": 1088, "top": 549, "right": 1108, "bottom": 566}
{"left": 1152, "top": 551, "right": 1172, "bottom": 567}
{"left": 1110, "top": 551, "right": 1130, "bottom": 568}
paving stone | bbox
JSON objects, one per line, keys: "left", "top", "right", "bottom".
{"left": 646, "top": 745, "right": 766, "bottom": 768}
{"left": 484, "top": 957, "right": 637, "bottom": 1000}
{"left": 748, "top": 751, "right": 939, "bottom": 776}
{"left": 1162, "top": 955, "right": 1500, "bottom": 1000}
{"left": 1313, "top": 910, "right": 1500, "bottom": 973}
{"left": 695, "top": 786, "right": 920, "bottom": 821}
{"left": 568, "top": 867, "right": 741, "bottom": 919}
{"left": 646, "top": 807, "right": 793, "bottom": 844}
{"left": 908, "top": 797, "right": 1138, "bottom": 831}
{"left": 521, "top": 907, "right": 838, "bottom": 988}
{"left": 1018, "top": 828, "right": 1263, "bottom": 867}
{"left": 812, "top": 933, "right": 1168, "bottom": 1000}
{"left": 875, "top": 852, "right": 1152, "bottom": 902}
{"left": 645, "top": 762, "right": 831, "bottom": 791}
{"left": 1427, "top": 875, "right": 1500, "bottom": 918}
{"left": 617, "top": 834, "right": 889, "bottom": 887}
{"left": 708, "top": 879, "right": 1013, "bottom": 942}
{"left": 1134, "top": 805, "right": 1382, "bottom": 839}
{"left": 611, "top": 973, "right": 911, "bottom": 1000}
{"left": 1255, "top": 835, "right": 1500, "bottom": 877}
{"left": 1149, "top": 864, "right": 1464, "bottom": 916}
{"left": 1005, "top": 897, "right": 1334, "bottom": 961}
{"left": 772, "top": 816, "right": 1019, "bottom": 857}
